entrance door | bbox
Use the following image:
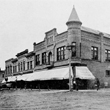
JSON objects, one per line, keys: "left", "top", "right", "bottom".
{"left": 76, "top": 78, "right": 88, "bottom": 89}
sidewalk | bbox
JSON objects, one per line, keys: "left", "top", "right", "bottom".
{"left": 40, "top": 90, "right": 69, "bottom": 94}
{"left": 1, "top": 88, "right": 110, "bottom": 93}
{"left": 39, "top": 88, "right": 110, "bottom": 93}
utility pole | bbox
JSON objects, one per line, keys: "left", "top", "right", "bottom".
{"left": 67, "top": 44, "right": 73, "bottom": 91}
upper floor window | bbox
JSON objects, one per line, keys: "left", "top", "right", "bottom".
{"left": 71, "top": 42, "right": 76, "bottom": 57}
{"left": 35, "top": 54, "right": 40, "bottom": 65}
{"left": 13, "top": 66, "right": 15, "bottom": 73}
{"left": 27, "top": 62, "right": 29, "bottom": 70}
{"left": 42, "top": 52, "right": 46, "bottom": 64}
{"left": 105, "top": 49, "right": 110, "bottom": 61}
{"left": 21, "top": 62, "right": 22, "bottom": 71}
{"left": 8, "top": 66, "right": 10, "bottom": 74}
{"left": 48, "top": 52, "right": 52, "bottom": 64}
{"left": 13, "top": 65, "right": 17, "bottom": 73}
{"left": 30, "top": 61, "right": 33, "bottom": 69}
{"left": 15, "top": 66, "right": 17, "bottom": 72}
{"left": 6, "top": 65, "right": 12, "bottom": 75}
{"left": 57, "top": 46, "right": 66, "bottom": 61}
{"left": 106, "top": 70, "right": 110, "bottom": 77}
{"left": 91, "top": 46, "right": 98, "bottom": 60}
{"left": 6, "top": 67, "right": 8, "bottom": 75}
{"left": 7, "top": 66, "right": 9, "bottom": 75}
{"left": 18, "top": 63, "right": 20, "bottom": 72}
{"left": 23, "top": 61, "right": 25, "bottom": 71}
{"left": 10, "top": 65, "right": 12, "bottom": 74}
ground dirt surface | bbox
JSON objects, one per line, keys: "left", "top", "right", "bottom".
{"left": 0, "top": 89, "right": 110, "bottom": 110}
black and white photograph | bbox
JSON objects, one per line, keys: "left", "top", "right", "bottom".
{"left": 0, "top": 0, "right": 110, "bottom": 109}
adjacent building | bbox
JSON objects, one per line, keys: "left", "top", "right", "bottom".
{"left": 5, "top": 49, "right": 34, "bottom": 78}
{"left": 0, "top": 68, "right": 5, "bottom": 86}
{"left": 5, "top": 58, "right": 13, "bottom": 77}
{"left": 4, "top": 6, "right": 110, "bottom": 88}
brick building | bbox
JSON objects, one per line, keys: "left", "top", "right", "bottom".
{"left": 33, "top": 6, "right": 110, "bottom": 88}
{"left": 5, "top": 49, "right": 34, "bottom": 77}
{"left": 4, "top": 6, "right": 110, "bottom": 88}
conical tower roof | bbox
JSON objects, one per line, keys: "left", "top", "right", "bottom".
{"left": 66, "top": 6, "right": 81, "bottom": 25}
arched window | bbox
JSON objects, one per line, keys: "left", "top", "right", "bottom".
{"left": 48, "top": 52, "right": 52, "bottom": 64}
{"left": 42, "top": 52, "right": 46, "bottom": 64}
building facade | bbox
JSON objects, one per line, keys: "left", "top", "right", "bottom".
{"left": 33, "top": 6, "right": 110, "bottom": 87}
{"left": 5, "top": 58, "right": 13, "bottom": 77}
{"left": 4, "top": 6, "right": 110, "bottom": 88}
{"left": 5, "top": 49, "right": 34, "bottom": 78}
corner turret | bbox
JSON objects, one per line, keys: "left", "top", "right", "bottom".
{"left": 66, "top": 6, "right": 82, "bottom": 58}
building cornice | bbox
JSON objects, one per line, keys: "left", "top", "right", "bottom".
{"left": 5, "top": 58, "right": 14, "bottom": 63}
{"left": 16, "top": 49, "right": 28, "bottom": 57}
{"left": 25, "top": 51, "right": 35, "bottom": 58}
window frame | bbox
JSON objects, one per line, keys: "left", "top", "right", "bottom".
{"left": 21, "top": 62, "right": 22, "bottom": 71}
{"left": 30, "top": 61, "right": 33, "bottom": 69}
{"left": 105, "top": 49, "right": 110, "bottom": 61}
{"left": 106, "top": 70, "right": 110, "bottom": 77}
{"left": 23, "top": 61, "right": 25, "bottom": 71}
{"left": 18, "top": 63, "right": 20, "bottom": 72}
{"left": 71, "top": 42, "right": 76, "bottom": 57}
{"left": 42, "top": 52, "right": 46, "bottom": 64}
{"left": 27, "top": 62, "right": 29, "bottom": 70}
{"left": 36, "top": 54, "right": 40, "bottom": 65}
{"left": 57, "top": 46, "right": 66, "bottom": 61}
{"left": 91, "top": 46, "right": 98, "bottom": 60}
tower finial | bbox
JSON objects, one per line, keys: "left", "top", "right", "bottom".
{"left": 73, "top": 5, "right": 75, "bottom": 8}
{"left": 66, "top": 6, "right": 82, "bottom": 25}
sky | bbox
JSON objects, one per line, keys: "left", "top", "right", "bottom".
{"left": 0, "top": 0, "right": 110, "bottom": 70}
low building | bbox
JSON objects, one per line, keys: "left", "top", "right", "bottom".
{"left": 0, "top": 68, "right": 5, "bottom": 86}
{"left": 5, "top": 49, "right": 34, "bottom": 77}
{"left": 5, "top": 58, "right": 13, "bottom": 77}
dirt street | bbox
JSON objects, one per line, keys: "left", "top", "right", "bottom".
{"left": 0, "top": 89, "right": 110, "bottom": 110}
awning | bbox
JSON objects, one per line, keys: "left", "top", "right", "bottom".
{"left": 76, "top": 66, "right": 95, "bottom": 79}
{"left": 27, "top": 67, "right": 73, "bottom": 81}
{"left": 16, "top": 75, "right": 25, "bottom": 81}
{"left": 16, "top": 74, "right": 32, "bottom": 81}
{"left": 1, "top": 79, "right": 6, "bottom": 83}
{"left": 1, "top": 73, "right": 33, "bottom": 83}
{"left": 1, "top": 76, "right": 17, "bottom": 83}
{"left": 7, "top": 76, "right": 16, "bottom": 82}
